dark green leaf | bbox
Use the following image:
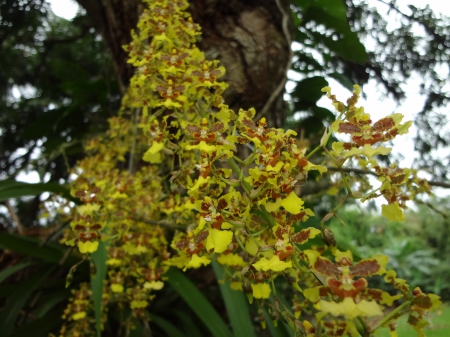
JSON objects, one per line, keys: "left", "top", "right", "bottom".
{"left": 90, "top": 240, "right": 108, "bottom": 337}
{"left": 0, "top": 261, "right": 34, "bottom": 284}
{"left": 0, "top": 180, "right": 80, "bottom": 204}
{"left": 0, "top": 232, "right": 79, "bottom": 266}
{"left": 174, "top": 309, "right": 203, "bottom": 337}
{"left": 149, "top": 314, "right": 186, "bottom": 337}
{"left": 166, "top": 268, "right": 232, "bottom": 337}
{"left": 0, "top": 266, "right": 54, "bottom": 335}
{"left": 7, "top": 308, "right": 62, "bottom": 337}
{"left": 292, "top": 76, "right": 328, "bottom": 104}
{"left": 212, "top": 261, "right": 255, "bottom": 337}
{"left": 262, "top": 307, "right": 291, "bottom": 337}
{"left": 328, "top": 72, "right": 354, "bottom": 92}
{"left": 30, "top": 289, "right": 71, "bottom": 318}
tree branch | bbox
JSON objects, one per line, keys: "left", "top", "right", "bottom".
{"left": 326, "top": 166, "right": 450, "bottom": 189}
{"left": 3, "top": 200, "right": 24, "bottom": 235}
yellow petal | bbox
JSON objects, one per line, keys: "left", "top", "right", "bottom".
{"left": 382, "top": 202, "right": 405, "bottom": 222}
{"left": 281, "top": 192, "right": 304, "bottom": 214}
{"left": 216, "top": 107, "right": 232, "bottom": 124}
{"left": 252, "top": 255, "right": 292, "bottom": 272}
{"left": 185, "top": 254, "right": 211, "bottom": 269}
{"left": 217, "top": 253, "right": 246, "bottom": 266}
{"left": 111, "top": 284, "right": 124, "bottom": 293}
{"left": 319, "top": 298, "right": 382, "bottom": 319}
{"left": 130, "top": 300, "right": 148, "bottom": 309}
{"left": 265, "top": 198, "right": 282, "bottom": 212}
{"left": 266, "top": 162, "right": 284, "bottom": 172}
{"left": 251, "top": 283, "right": 271, "bottom": 299}
{"left": 344, "top": 144, "right": 392, "bottom": 158}
{"left": 186, "top": 141, "right": 217, "bottom": 153}
{"left": 148, "top": 141, "right": 164, "bottom": 154}
{"left": 206, "top": 229, "right": 233, "bottom": 253}
{"left": 303, "top": 286, "right": 321, "bottom": 302}
{"left": 333, "top": 249, "right": 353, "bottom": 264}
{"left": 189, "top": 176, "right": 211, "bottom": 193}
{"left": 143, "top": 142, "right": 164, "bottom": 163}
{"left": 77, "top": 203, "right": 101, "bottom": 215}
{"left": 72, "top": 312, "right": 87, "bottom": 320}
{"left": 144, "top": 281, "right": 164, "bottom": 290}
{"left": 230, "top": 282, "right": 242, "bottom": 290}
{"left": 77, "top": 241, "right": 99, "bottom": 254}
{"left": 106, "top": 258, "right": 122, "bottom": 266}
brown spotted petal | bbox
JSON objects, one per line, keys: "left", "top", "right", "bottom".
{"left": 338, "top": 122, "right": 361, "bottom": 134}
{"left": 350, "top": 255, "right": 388, "bottom": 276}
{"left": 290, "top": 228, "right": 318, "bottom": 245}
{"left": 314, "top": 257, "right": 341, "bottom": 277}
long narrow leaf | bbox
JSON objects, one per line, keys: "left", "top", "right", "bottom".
{"left": 166, "top": 268, "right": 232, "bottom": 337}
{"left": 0, "top": 180, "right": 80, "bottom": 204}
{"left": 90, "top": 241, "right": 108, "bottom": 337}
{"left": 262, "top": 308, "right": 292, "bottom": 337}
{"left": 149, "top": 314, "right": 186, "bottom": 337}
{"left": 0, "top": 266, "right": 54, "bottom": 335}
{"left": 30, "top": 289, "right": 71, "bottom": 318}
{"left": 7, "top": 308, "right": 62, "bottom": 337}
{"left": 212, "top": 261, "right": 256, "bottom": 337}
{"left": 174, "top": 309, "right": 203, "bottom": 337}
{"left": 0, "top": 232, "right": 78, "bottom": 266}
{"left": 0, "top": 261, "right": 33, "bottom": 284}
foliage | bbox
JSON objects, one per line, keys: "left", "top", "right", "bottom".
{"left": 37, "top": 0, "right": 442, "bottom": 336}
{"left": 0, "top": 0, "right": 120, "bottom": 227}
{"left": 0, "top": 0, "right": 449, "bottom": 337}
{"left": 328, "top": 202, "right": 450, "bottom": 301}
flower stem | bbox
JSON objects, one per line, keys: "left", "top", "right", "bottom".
{"left": 372, "top": 300, "right": 412, "bottom": 332}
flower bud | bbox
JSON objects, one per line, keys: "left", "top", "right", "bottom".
{"left": 66, "top": 269, "right": 75, "bottom": 288}
{"left": 321, "top": 226, "right": 336, "bottom": 247}
{"left": 241, "top": 278, "right": 253, "bottom": 304}
{"left": 90, "top": 259, "right": 97, "bottom": 277}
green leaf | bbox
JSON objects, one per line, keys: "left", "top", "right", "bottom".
{"left": 262, "top": 307, "right": 292, "bottom": 337}
{"left": 292, "top": 76, "right": 328, "bottom": 104}
{"left": 128, "top": 321, "right": 144, "bottom": 337}
{"left": 0, "top": 232, "right": 78, "bottom": 266}
{"left": 30, "top": 289, "right": 71, "bottom": 318}
{"left": 166, "top": 268, "right": 232, "bottom": 337}
{"left": 174, "top": 309, "right": 203, "bottom": 337}
{"left": 149, "top": 314, "right": 186, "bottom": 337}
{"left": 0, "top": 265, "right": 54, "bottom": 335}
{"left": 212, "top": 261, "right": 256, "bottom": 337}
{"left": 0, "top": 261, "right": 34, "bottom": 284}
{"left": 0, "top": 180, "right": 80, "bottom": 204}
{"left": 90, "top": 240, "right": 108, "bottom": 337}
{"left": 7, "top": 308, "right": 62, "bottom": 337}
{"left": 296, "top": 0, "right": 367, "bottom": 63}
{"left": 328, "top": 72, "right": 354, "bottom": 92}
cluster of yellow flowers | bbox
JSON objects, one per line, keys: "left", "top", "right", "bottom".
{"left": 58, "top": 0, "right": 440, "bottom": 336}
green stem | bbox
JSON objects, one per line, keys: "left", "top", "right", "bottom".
{"left": 357, "top": 317, "right": 370, "bottom": 336}
{"left": 250, "top": 184, "right": 271, "bottom": 199}
{"left": 306, "top": 109, "right": 346, "bottom": 160}
{"left": 227, "top": 157, "right": 252, "bottom": 194}
{"left": 305, "top": 144, "right": 322, "bottom": 160}
{"left": 258, "top": 205, "right": 278, "bottom": 228}
{"left": 353, "top": 317, "right": 367, "bottom": 337}
{"left": 322, "top": 146, "right": 352, "bottom": 195}
{"left": 372, "top": 300, "right": 412, "bottom": 332}
{"left": 234, "top": 233, "right": 248, "bottom": 254}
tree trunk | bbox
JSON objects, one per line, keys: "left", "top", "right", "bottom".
{"left": 75, "top": 0, "right": 293, "bottom": 126}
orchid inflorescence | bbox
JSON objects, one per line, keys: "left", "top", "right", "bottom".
{"left": 58, "top": 0, "right": 440, "bottom": 336}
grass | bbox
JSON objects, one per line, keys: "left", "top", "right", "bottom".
{"left": 376, "top": 303, "right": 450, "bottom": 336}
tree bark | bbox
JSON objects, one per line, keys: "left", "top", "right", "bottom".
{"left": 75, "top": 0, "right": 293, "bottom": 126}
